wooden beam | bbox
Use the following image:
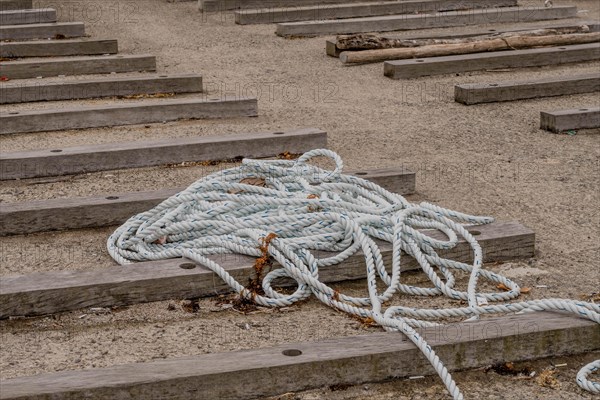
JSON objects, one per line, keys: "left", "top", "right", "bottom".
{"left": 0, "top": 95, "right": 255, "bottom": 135}
{"left": 455, "top": 73, "right": 600, "bottom": 104}
{"left": 326, "top": 21, "right": 600, "bottom": 57}
{"left": 0, "top": 0, "right": 32, "bottom": 11}
{"left": 201, "top": 0, "right": 388, "bottom": 12}
{"left": 235, "top": 0, "right": 517, "bottom": 25}
{"left": 0, "top": 127, "right": 324, "bottom": 180}
{"left": 0, "top": 38, "right": 118, "bottom": 58}
{"left": 384, "top": 43, "right": 600, "bottom": 79}
{"left": 0, "top": 54, "right": 156, "bottom": 80}
{"left": 0, "top": 221, "right": 534, "bottom": 318}
{"left": 0, "top": 74, "right": 203, "bottom": 104}
{"left": 276, "top": 6, "right": 577, "bottom": 37}
{"left": 0, "top": 8, "right": 56, "bottom": 25}
{"left": 0, "top": 167, "right": 415, "bottom": 235}
{"left": 540, "top": 107, "right": 600, "bottom": 133}
{"left": 0, "top": 21, "right": 84, "bottom": 40}
{"left": 2, "top": 313, "right": 594, "bottom": 400}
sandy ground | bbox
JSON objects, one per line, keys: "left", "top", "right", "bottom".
{"left": 1, "top": 0, "right": 599, "bottom": 398}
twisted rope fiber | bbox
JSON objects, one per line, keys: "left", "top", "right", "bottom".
{"left": 107, "top": 149, "right": 599, "bottom": 398}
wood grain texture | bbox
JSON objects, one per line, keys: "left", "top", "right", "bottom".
{"left": 0, "top": 54, "right": 156, "bottom": 80}
{"left": 0, "top": 8, "right": 56, "bottom": 25}
{"left": 0, "top": 96, "right": 256, "bottom": 135}
{"left": 326, "top": 21, "right": 600, "bottom": 57}
{"left": 0, "top": 127, "right": 323, "bottom": 180}
{"left": 0, "top": 167, "right": 414, "bottom": 235}
{"left": 0, "top": 21, "right": 84, "bottom": 40}
{"left": 455, "top": 73, "right": 600, "bottom": 104}
{"left": 0, "top": 38, "right": 118, "bottom": 58}
{"left": 384, "top": 43, "right": 600, "bottom": 79}
{"left": 1, "top": 313, "right": 595, "bottom": 400}
{"left": 235, "top": 0, "right": 516, "bottom": 25}
{"left": 540, "top": 107, "right": 600, "bottom": 133}
{"left": 0, "top": 221, "right": 534, "bottom": 317}
{"left": 276, "top": 6, "right": 577, "bottom": 37}
{"left": 0, "top": 0, "right": 32, "bottom": 11}
{"left": 0, "top": 74, "right": 203, "bottom": 104}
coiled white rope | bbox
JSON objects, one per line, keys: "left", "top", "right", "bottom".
{"left": 107, "top": 149, "right": 599, "bottom": 398}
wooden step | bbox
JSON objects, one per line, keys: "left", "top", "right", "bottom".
{"left": 0, "top": 221, "right": 534, "bottom": 317}
{"left": 0, "top": 8, "right": 56, "bottom": 25}
{"left": 0, "top": 38, "right": 118, "bottom": 58}
{"left": 0, "top": 167, "right": 416, "bottom": 235}
{"left": 0, "top": 54, "right": 156, "bottom": 79}
{"left": 0, "top": 313, "right": 594, "bottom": 399}
{"left": 540, "top": 107, "right": 600, "bottom": 133}
{"left": 0, "top": 0, "right": 32, "bottom": 11}
{"left": 276, "top": 6, "right": 578, "bottom": 37}
{"left": 0, "top": 127, "right": 319, "bottom": 180}
{"left": 236, "top": 0, "right": 517, "bottom": 25}
{"left": 0, "top": 96, "right": 257, "bottom": 135}
{"left": 384, "top": 43, "right": 600, "bottom": 79}
{"left": 455, "top": 73, "right": 600, "bottom": 104}
{"left": 0, "top": 73, "right": 203, "bottom": 104}
{"left": 0, "top": 21, "right": 84, "bottom": 40}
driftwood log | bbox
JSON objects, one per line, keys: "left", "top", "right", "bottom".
{"left": 335, "top": 25, "right": 592, "bottom": 50}
{"left": 339, "top": 31, "right": 600, "bottom": 64}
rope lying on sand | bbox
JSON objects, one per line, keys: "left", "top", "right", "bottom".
{"left": 108, "top": 149, "right": 599, "bottom": 398}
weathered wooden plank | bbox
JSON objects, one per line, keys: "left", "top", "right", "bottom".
{"left": 0, "top": 54, "right": 156, "bottom": 80}
{"left": 384, "top": 43, "right": 600, "bottom": 79}
{"left": 0, "top": 74, "right": 203, "bottom": 104}
{"left": 0, "top": 21, "right": 84, "bottom": 40}
{"left": 276, "top": 6, "right": 577, "bottom": 37}
{"left": 0, "top": 127, "right": 323, "bottom": 180}
{"left": 0, "top": 96, "right": 256, "bottom": 135}
{"left": 0, "top": 0, "right": 32, "bottom": 11}
{"left": 540, "top": 107, "right": 600, "bottom": 133}
{"left": 455, "top": 73, "right": 600, "bottom": 104}
{"left": 0, "top": 167, "right": 415, "bottom": 235}
{"left": 235, "top": 0, "right": 516, "bottom": 25}
{"left": 201, "top": 0, "right": 387, "bottom": 12}
{"left": 0, "top": 38, "right": 118, "bottom": 58}
{"left": 0, "top": 221, "right": 534, "bottom": 317}
{"left": 3, "top": 313, "right": 594, "bottom": 400}
{"left": 325, "top": 20, "right": 600, "bottom": 57}
{"left": 0, "top": 8, "right": 56, "bottom": 25}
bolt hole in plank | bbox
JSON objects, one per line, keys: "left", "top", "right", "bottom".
{"left": 273, "top": 132, "right": 285, "bottom": 135}
{"left": 282, "top": 349, "right": 302, "bottom": 357}
{"left": 354, "top": 172, "right": 368, "bottom": 175}
{"left": 8, "top": 112, "right": 19, "bottom": 115}
{"left": 105, "top": 196, "right": 119, "bottom": 200}
{"left": 50, "top": 149, "right": 62, "bottom": 153}
{"left": 159, "top": 75, "right": 168, "bottom": 78}
{"left": 179, "top": 263, "right": 196, "bottom": 270}
{"left": 489, "top": 29, "right": 496, "bottom": 32}
{"left": 579, "top": 108, "right": 588, "bottom": 111}
{"left": 416, "top": 59, "right": 425, "bottom": 62}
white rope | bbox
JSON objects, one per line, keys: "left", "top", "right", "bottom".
{"left": 107, "top": 149, "right": 599, "bottom": 399}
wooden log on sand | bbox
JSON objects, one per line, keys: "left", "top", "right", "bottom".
{"left": 340, "top": 32, "right": 600, "bottom": 64}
